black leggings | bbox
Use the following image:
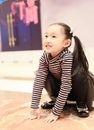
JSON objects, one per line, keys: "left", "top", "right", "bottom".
{"left": 44, "top": 71, "right": 88, "bottom": 105}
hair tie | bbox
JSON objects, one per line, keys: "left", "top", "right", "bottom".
{"left": 72, "top": 32, "right": 75, "bottom": 37}
{"left": 70, "top": 28, "right": 76, "bottom": 37}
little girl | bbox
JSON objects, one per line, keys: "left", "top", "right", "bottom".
{"left": 30, "top": 23, "right": 94, "bottom": 122}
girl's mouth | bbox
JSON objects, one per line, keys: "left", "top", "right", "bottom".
{"left": 45, "top": 44, "right": 52, "bottom": 48}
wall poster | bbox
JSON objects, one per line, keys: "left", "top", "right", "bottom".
{"left": 0, "top": 0, "right": 42, "bottom": 51}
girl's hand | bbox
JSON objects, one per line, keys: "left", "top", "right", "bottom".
{"left": 27, "top": 108, "right": 41, "bottom": 120}
{"left": 45, "top": 112, "right": 59, "bottom": 123}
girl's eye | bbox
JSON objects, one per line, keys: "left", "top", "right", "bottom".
{"left": 44, "top": 35, "right": 48, "bottom": 38}
{"left": 52, "top": 35, "right": 56, "bottom": 38}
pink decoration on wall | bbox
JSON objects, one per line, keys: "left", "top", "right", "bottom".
{"left": 11, "top": 0, "right": 38, "bottom": 25}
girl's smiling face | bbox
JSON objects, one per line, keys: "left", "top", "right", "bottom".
{"left": 43, "top": 24, "right": 71, "bottom": 58}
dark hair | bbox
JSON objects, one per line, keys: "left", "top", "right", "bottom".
{"left": 50, "top": 23, "right": 89, "bottom": 74}
{"left": 72, "top": 36, "right": 89, "bottom": 75}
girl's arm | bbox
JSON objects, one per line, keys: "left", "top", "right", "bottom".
{"left": 31, "top": 52, "right": 49, "bottom": 109}
{"left": 52, "top": 52, "right": 73, "bottom": 116}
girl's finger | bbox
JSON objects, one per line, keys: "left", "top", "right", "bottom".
{"left": 30, "top": 116, "right": 37, "bottom": 120}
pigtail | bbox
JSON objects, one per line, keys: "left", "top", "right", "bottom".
{"left": 72, "top": 36, "right": 89, "bottom": 75}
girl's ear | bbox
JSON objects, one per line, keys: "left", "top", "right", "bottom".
{"left": 63, "top": 39, "right": 71, "bottom": 48}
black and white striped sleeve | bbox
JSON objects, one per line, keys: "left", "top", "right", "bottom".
{"left": 52, "top": 52, "right": 73, "bottom": 116}
{"left": 31, "top": 52, "right": 49, "bottom": 109}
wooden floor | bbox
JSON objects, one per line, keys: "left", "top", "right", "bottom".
{"left": 0, "top": 90, "right": 94, "bottom": 130}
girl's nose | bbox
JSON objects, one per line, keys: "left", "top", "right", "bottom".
{"left": 46, "top": 37, "right": 51, "bottom": 43}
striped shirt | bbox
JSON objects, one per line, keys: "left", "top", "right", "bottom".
{"left": 31, "top": 49, "right": 73, "bottom": 116}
